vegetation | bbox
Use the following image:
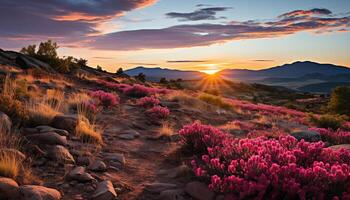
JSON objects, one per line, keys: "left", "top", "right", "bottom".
{"left": 75, "top": 105, "right": 102, "bottom": 144}
{"left": 328, "top": 86, "right": 350, "bottom": 115}
{"left": 21, "top": 40, "right": 87, "bottom": 73}
{"left": 309, "top": 114, "right": 347, "bottom": 130}
{"left": 198, "top": 93, "right": 232, "bottom": 110}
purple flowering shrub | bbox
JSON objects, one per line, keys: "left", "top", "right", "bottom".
{"left": 137, "top": 96, "right": 160, "bottom": 108}
{"left": 146, "top": 106, "right": 170, "bottom": 120}
{"left": 180, "top": 122, "right": 350, "bottom": 199}
{"left": 309, "top": 127, "right": 350, "bottom": 145}
{"left": 89, "top": 90, "right": 120, "bottom": 108}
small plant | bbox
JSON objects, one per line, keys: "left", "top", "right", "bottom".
{"left": 75, "top": 106, "right": 103, "bottom": 144}
{"left": 146, "top": 106, "right": 170, "bottom": 120}
{"left": 137, "top": 96, "right": 160, "bottom": 108}
{"left": 89, "top": 90, "right": 120, "bottom": 108}
{"left": 26, "top": 99, "right": 63, "bottom": 126}
{"left": 158, "top": 122, "right": 174, "bottom": 137}
{"left": 328, "top": 86, "right": 350, "bottom": 115}
{"left": 309, "top": 114, "right": 346, "bottom": 130}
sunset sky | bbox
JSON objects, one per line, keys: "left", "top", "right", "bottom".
{"left": 1, "top": 0, "right": 350, "bottom": 73}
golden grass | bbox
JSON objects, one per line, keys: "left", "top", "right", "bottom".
{"left": 75, "top": 105, "right": 102, "bottom": 144}
{"left": 158, "top": 122, "right": 174, "bottom": 137}
{"left": 26, "top": 101, "right": 62, "bottom": 125}
{"left": 197, "top": 93, "right": 233, "bottom": 110}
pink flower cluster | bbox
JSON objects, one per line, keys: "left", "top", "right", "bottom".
{"left": 146, "top": 105, "right": 170, "bottom": 120}
{"left": 97, "top": 80, "right": 168, "bottom": 98}
{"left": 230, "top": 99, "right": 306, "bottom": 118}
{"left": 137, "top": 96, "right": 160, "bottom": 108}
{"left": 89, "top": 90, "right": 120, "bottom": 108}
{"left": 82, "top": 100, "right": 99, "bottom": 113}
{"left": 180, "top": 122, "right": 350, "bottom": 199}
{"left": 309, "top": 127, "right": 350, "bottom": 145}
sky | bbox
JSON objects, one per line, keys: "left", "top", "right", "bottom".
{"left": 1, "top": 0, "right": 350, "bottom": 73}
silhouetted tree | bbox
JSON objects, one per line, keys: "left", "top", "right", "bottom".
{"left": 96, "top": 65, "right": 103, "bottom": 71}
{"left": 135, "top": 73, "right": 146, "bottom": 82}
{"left": 159, "top": 77, "right": 168, "bottom": 84}
{"left": 20, "top": 44, "right": 36, "bottom": 57}
{"left": 116, "top": 67, "right": 124, "bottom": 75}
{"left": 328, "top": 86, "right": 350, "bottom": 115}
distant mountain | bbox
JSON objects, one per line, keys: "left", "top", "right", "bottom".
{"left": 124, "top": 66, "right": 206, "bottom": 81}
{"left": 218, "top": 61, "right": 350, "bottom": 81}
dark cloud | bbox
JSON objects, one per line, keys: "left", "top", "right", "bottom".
{"left": 167, "top": 60, "right": 207, "bottom": 63}
{"left": 166, "top": 7, "right": 231, "bottom": 21}
{"left": 279, "top": 8, "right": 332, "bottom": 19}
{"left": 0, "top": 0, "right": 157, "bottom": 48}
{"left": 91, "top": 8, "right": 350, "bottom": 50}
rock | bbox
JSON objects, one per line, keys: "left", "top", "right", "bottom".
{"left": 118, "top": 130, "right": 140, "bottom": 140}
{"left": 51, "top": 115, "right": 78, "bottom": 133}
{"left": 88, "top": 160, "right": 107, "bottom": 172}
{"left": 290, "top": 130, "right": 321, "bottom": 142}
{"left": 92, "top": 180, "right": 117, "bottom": 200}
{"left": 185, "top": 181, "right": 214, "bottom": 200}
{"left": 104, "top": 153, "right": 126, "bottom": 165}
{"left": 144, "top": 183, "right": 178, "bottom": 193}
{"left": 26, "top": 132, "right": 67, "bottom": 146}
{"left": 66, "top": 166, "right": 95, "bottom": 182}
{"left": 158, "top": 165, "right": 191, "bottom": 178}
{"left": 19, "top": 185, "right": 61, "bottom": 200}
{"left": 36, "top": 125, "right": 69, "bottom": 136}
{"left": 47, "top": 145, "right": 75, "bottom": 164}
{"left": 0, "top": 177, "right": 19, "bottom": 199}
{"left": 76, "top": 156, "right": 91, "bottom": 166}
{"left": 0, "top": 148, "right": 26, "bottom": 161}
{"left": 329, "top": 144, "right": 350, "bottom": 150}
{"left": 159, "top": 189, "right": 185, "bottom": 200}
{"left": 0, "top": 112, "right": 12, "bottom": 133}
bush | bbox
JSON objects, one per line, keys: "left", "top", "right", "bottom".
{"left": 180, "top": 122, "right": 350, "bottom": 199}
{"left": 309, "top": 114, "right": 346, "bottom": 130}
{"left": 328, "top": 86, "right": 350, "bottom": 115}
{"left": 137, "top": 96, "right": 160, "bottom": 108}
{"left": 89, "top": 90, "right": 120, "bottom": 108}
{"left": 146, "top": 106, "right": 170, "bottom": 120}
{"left": 309, "top": 127, "right": 350, "bottom": 145}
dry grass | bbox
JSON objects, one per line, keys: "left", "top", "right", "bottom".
{"left": 163, "top": 90, "right": 209, "bottom": 111}
{"left": 66, "top": 92, "right": 92, "bottom": 112}
{"left": 197, "top": 93, "right": 233, "bottom": 110}
{"left": 75, "top": 105, "right": 103, "bottom": 144}
{"left": 158, "top": 122, "right": 174, "bottom": 137}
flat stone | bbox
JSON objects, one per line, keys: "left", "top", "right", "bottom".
{"left": 144, "top": 182, "right": 178, "bottom": 193}
{"left": 104, "top": 153, "right": 126, "bottom": 165}
{"left": 0, "top": 177, "right": 19, "bottom": 199}
{"left": 19, "top": 185, "right": 61, "bottom": 200}
{"left": 92, "top": 180, "right": 117, "bottom": 200}
{"left": 47, "top": 145, "right": 75, "bottom": 164}
{"left": 185, "top": 181, "right": 214, "bottom": 200}
{"left": 26, "top": 132, "right": 67, "bottom": 146}
{"left": 51, "top": 115, "right": 78, "bottom": 133}
{"left": 66, "top": 166, "right": 95, "bottom": 182}
{"left": 36, "top": 125, "right": 69, "bottom": 136}
{"left": 88, "top": 160, "right": 107, "bottom": 172}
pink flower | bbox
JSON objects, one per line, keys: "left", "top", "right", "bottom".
{"left": 89, "top": 90, "right": 120, "bottom": 108}
{"left": 136, "top": 96, "right": 160, "bottom": 108}
{"left": 146, "top": 106, "right": 170, "bottom": 120}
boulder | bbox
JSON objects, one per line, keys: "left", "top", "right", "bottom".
{"left": 66, "top": 166, "right": 95, "bottom": 182}
{"left": 185, "top": 181, "right": 214, "bottom": 200}
{"left": 26, "top": 132, "right": 67, "bottom": 146}
{"left": 19, "top": 185, "right": 61, "bottom": 200}
{"left": 51, "top": 115, "right": 78, "bottom": 133}
{"left": 159, "top": 189, "right": 185, "bottom": 200}
{"left": 92, "top": 180, "right": 117, "bottom": 200}
{"left": 0, "top": 177, "right": 19, "bottom": 199}
{"left": 104, "top": 153, "right": 126, "bottom": 165}
{"left": 290, "top": 130, "right": 321, "bottom": 142}
{"left": 118, "top": 130, "right": 140, "bottom": 140}
{"left": 144, "top": 182, "right": 177, "bottom": 193}
{"left": 88, "top": 160, "right": 107, "bottom": 172}
{"left": 0, "top": 112, "right": 12, "bottom": 133}
{"left": 47, "top": 145, "right": 75, "bottom": 164}
{"left": 36, "top": 126, "right": 69, "bottom": 136}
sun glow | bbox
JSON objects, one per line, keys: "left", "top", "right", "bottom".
{"left": 201, "top": 69, "right": 220, "bottom": 75}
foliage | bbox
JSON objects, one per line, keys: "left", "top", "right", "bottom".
{"left": 137, "top": 96, "right": 160, "bottom": 108}
{"left": 20, "top": 40, "right": 87, "bottom": 73}
{"left": 309, "top": 127, "right": 350, "bottom": 145}
{"left": 76, "top": 111, "right": 102, "bottom": 144}
{"left": 328, "top": 86, "right": 350, "bottom": 115}
{"left": 116, "top": 68, "right": 124, "bottom": 75}
{"left": 180, "top": 122, "right": 350, "bottom": 199}
{"left": 146, "top": 106, "right": 170, "bottom": 120}
{"left": 135, "top": 73, "right": 146, "bottom": 82}
{"left": 89, "top": 90, "right": 120, "bottom": 108}
{"left": 309, "top": 114, "right": 346, "bottom": 130}
{"left": 198, "top": 93, "right": 232, "bottom": 110}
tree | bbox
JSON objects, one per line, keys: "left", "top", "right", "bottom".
{"left": 96, "top": 65, "right": 103, "bottom": 71}
{"left": 116, "top": 68, "right": 123, "bottom": 75}
{"left": 75, "top": 58, "right": 87, "bottom": 68}
{"left": 20, "top": 44, "right": 36, "bottom": 57}
{"left": 36, "top": 40, "right": 59, "bottom": 60}
{"left": 135, "top": 73, "right": 146, "bottom": 82}
{"left": 328, "top": 86, "right": 350, "bottom": 115}
{"left": 159, "top": 77, "right": 168, "bottom": 84}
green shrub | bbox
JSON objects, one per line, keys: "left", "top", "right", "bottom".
{"left": 328, "top": 86, "right": 350, "bottom": 115}
{"left": 309, "top": 114, "right": 346, "bottom": 130}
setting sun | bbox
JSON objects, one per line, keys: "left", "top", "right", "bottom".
{"left": 201, "top": 69, "right": 220, "bottom": 75}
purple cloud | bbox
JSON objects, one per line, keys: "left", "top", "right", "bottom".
{"left": 166, "top": 7, "right": 232, "bottom": 21}
{"left": 90, "top": 9, "right": 350, "bottom": 50}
